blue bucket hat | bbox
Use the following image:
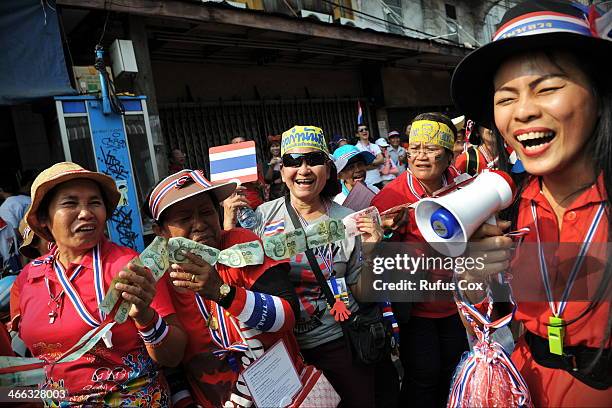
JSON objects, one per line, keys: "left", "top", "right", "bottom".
{"left": 332, "top": 144, "right": 375, "bottom": 173}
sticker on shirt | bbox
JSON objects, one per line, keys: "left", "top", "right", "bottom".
{"left": 328, "top": 277, "right": 349, "bottom": 306}
{"left": 263, "top": 219, "right": 285, "bottom": 236}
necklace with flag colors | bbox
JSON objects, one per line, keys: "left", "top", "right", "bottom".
{"left": 47, "top": 244, "right": 113, "bottom": 348}
{"left": 194, "top": 293, "right": 249, "bottom": 372}
{"left": 530, "top": 201, "right": 605, "bottom": 355}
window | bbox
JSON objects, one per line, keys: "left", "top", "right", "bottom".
{"left": 445, "top": 4, "right": 457, "bottom": 20}
{"left": 444, "top": 3, "right": 459, "bottom": 43}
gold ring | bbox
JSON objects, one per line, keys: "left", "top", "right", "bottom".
{"left": 190, "top": 274, "right": 196, "bottom": 282}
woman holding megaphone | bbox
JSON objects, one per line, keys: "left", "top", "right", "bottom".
{"left": 372, "top": 113, "right": 469, "bottom": 407}
{"left": 452, "top": 0, "right": 612, "bottom": 406}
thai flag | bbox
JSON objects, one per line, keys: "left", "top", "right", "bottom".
{"left": 209, "top": 141, "right": 258, "bottom": 184}
{"left": 357, "top": 100, "right": 364, "bottom": 125}
{"left": 263, "top": 219, "right": 285, "bottom": 236}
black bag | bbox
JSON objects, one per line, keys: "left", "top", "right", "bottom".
{"left": 343, "top": 302, "right": 393, "bottom": 365}
{"left": 284, "top": 196, "right": 392, "bottom": 365}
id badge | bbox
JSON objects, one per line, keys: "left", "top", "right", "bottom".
{"left": 328, "top": 277, "right": 349, "bottom": 306}
{"left": 548, "top": 316, "right": 565, "bottom": 356}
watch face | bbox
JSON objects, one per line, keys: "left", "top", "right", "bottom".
{"left": 220, "top": 283, "right": 231, "bottom": 296}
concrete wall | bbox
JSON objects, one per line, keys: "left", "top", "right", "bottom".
{"left": 152, "top": 61, "right": 363, "bottom": 102}
{"left": 381, "top": 66, "right": 452, "bottom": 108}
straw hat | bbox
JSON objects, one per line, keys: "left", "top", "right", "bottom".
{"left": 25, "top": 162, "right": 120, "bottom": 242}
{"left": 18, "top": 218, "right": 38, "bottom": 259}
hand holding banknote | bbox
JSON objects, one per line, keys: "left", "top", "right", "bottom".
{"left": 114, "top": 261, "right": 158, "bottom": 326}
{"left": 169, "top": 251, "right": 225, "bottom": 300}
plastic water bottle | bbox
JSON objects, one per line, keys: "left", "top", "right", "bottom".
{"left": 237, "top": 206, "right": 258, "bottom": 229}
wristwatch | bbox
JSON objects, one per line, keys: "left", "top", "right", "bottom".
{"left": 218, "top": 283, "right": 231, "bottom": 302}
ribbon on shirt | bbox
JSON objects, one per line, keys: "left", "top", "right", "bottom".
{"left": 530, "top": 201, "right": 605, "bottom": 318}
{"left": 194, "top": 293, "right": 249, "bottom": 371}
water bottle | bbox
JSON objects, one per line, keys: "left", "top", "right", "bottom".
{"left": 237, "top": 206, "right": 258, "bottom": 229}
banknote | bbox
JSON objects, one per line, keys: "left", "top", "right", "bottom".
{"left": 168, "top": 237, "right": 219, "bottom": 265}
{"left": 342, "top": 206, "right": 382, "bottom": 238}
{"left": 140, "top": 236, "right": 170, "bottom": 280}
{"left": 0, "top": 357, "right": 46, "bottom": 386}
{"left": 218, "top": 241, "right": 264, "bottom": 267}
{"left": 101, "top": 237, "right": 170, "bottom": 320}
{"left": 305, "top": 219, "right": 346, "bottom": 249}
{"left": 263, "top": 229, "right": 307, "bottom": 260}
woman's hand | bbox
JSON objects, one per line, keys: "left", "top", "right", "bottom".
{"left": 169, "top": 251, "right": 225, "bottom": 300}
{"left": 380, "top": 205, "right": 411, "bottom": 233}
{"left": 222, "top": 186, "right": 250, "bottom": 230}
{"left": 116, "top": 261, "right": 157, "bottom": 325}
{"left": 357, "top": 215, "right": 383, "bottom": 244}
{"left": 460, "top": 220, "right": 513, "bottom": 302}
{"left": 269, "top": 157, "right": 282, "bottom": 166}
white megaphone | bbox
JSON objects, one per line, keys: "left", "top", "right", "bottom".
{"left": 415, "top": 170, "right": 516, "bottom": 257}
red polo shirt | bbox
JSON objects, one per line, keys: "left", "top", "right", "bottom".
{"left": 510, "top": 175, "right": 611, "bottom": 407}
{"left": 372, "top": 168, "right": 460, "bottom": 318}
{"left": 15, "top": 238, "right": 174, "bottom": 405}
{"left": 170, "top": 228, "right": 302, "bottom": 407}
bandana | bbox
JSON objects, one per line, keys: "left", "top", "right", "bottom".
{"left": 409, "top": 120, "right": 455, "bottom": 151}
{"left": 281, "top": 125, "right": 329, "bottom": 156}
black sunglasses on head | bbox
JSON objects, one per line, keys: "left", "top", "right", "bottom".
{"left": 282, "top": 151, "right": 328, "bottom": 168}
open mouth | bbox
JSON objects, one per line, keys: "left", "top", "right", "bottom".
{"left": 75, "top": 225, "right": 96, "bottom": 233}
{"left": 295, "top": 179, "right": 315, "bottom": 186}
{"left": 516, "top": 131, "right": 556, "bottom": 151}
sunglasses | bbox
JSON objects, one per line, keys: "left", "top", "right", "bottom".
{"left": 358, "top": 128, "right": 368, "bottom": 132}
{"left": 282, "top": 151, "right": 328, "bottom": 168}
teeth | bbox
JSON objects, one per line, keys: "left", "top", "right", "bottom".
{"left": 516, "top": 131, "right": 554, "bottom": 142}
{"left": 525, "top": 143, "right": 549, "bottom": 151}
{"left": 296, "top": 180, "right": 313, "bottom": 184}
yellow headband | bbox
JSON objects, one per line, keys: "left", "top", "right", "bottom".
{"left": 281, "top": 125, "right": 329, "bottom": 156}
{"left": 409, "top": 120, "right": 455, "bottom": 151}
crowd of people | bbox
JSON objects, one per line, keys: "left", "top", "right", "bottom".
{"left": 0, "top": 0, "right": 610, "bottom": 407}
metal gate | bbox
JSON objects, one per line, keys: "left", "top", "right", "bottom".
{"left": 159, "top": 97, "right": 372, "bottom": 173}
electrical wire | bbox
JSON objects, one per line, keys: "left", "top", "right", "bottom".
{"left": 320, "top": 0, "right": 461, "bottom": 45}
{"left": 94, "top": 45, "right": 125, "bottom": 115}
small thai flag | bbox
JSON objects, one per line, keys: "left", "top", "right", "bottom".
{"left": 209, "top": 141, "right": 258, "bottom": 184}
{"left": 357, "top": 100, "right": 364, "bottom": 125}
{"left": 263, "top": 219, "right": 285, "bottom": 236}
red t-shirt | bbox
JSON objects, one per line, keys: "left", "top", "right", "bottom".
{"left": 372, "top": 169, "right": 460, "bottom": 318}
{"left": 510, "top": 175, "right": 611, "bottom": 407}
{"left": 171, "top": 228, "right": 302, "bottom": 407}
{"left": 16, "top": 238, "right": 175, "bottom": 405}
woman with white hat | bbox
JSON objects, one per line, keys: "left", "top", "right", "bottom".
{"left": 14, "top": 162, "right": 186, "bottom": 406}
{"left": 452, "top": 0, "right": 612, "bottom": 405}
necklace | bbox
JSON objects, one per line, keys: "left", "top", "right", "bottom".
{"left": 206, "top": 299, "right": 219, "bottom": 330}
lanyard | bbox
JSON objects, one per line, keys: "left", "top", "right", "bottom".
{"left": 294, "top": 202, "right": 337, "bottom": 294}
{"left": 194, "top": 293, "right": 249, "bottom": 358}
{"left": 530, "top": 201, "right": 605, "bottom": 317}
{"left": 406, "top": 171, "right": 448, "bottom": 200}
{"left": 51, "top": 243, "right": 105, "bottom": 328}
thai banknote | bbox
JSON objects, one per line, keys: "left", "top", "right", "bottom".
{"left": 0, "top": 356, "right": 46, "bottom": 386}
{"left": 342, "top": 206, "right": 382, "bottom": 238}
{"left": 305, "top": 219, "right": 346, "bottom": 249}
{"left": 168, "top": 237, "right": 220, "bottom": 265}
{"left": 101, "top": 237, "right": 170, "bottom": 321}
{"left": 218, "top": 241, "right": 264, "bottom": 267}
{"left": 263, "top": 229, "right": 307, "bottom": 260}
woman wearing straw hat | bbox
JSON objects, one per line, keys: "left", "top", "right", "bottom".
{"left": 452, "top": 0, "right": 612, "bottom": 405}
{"left": 14, "top": 162, "right": 186, "bottom": 406}
{"left": 145, "top": 169, "right": 302, "bottom": 407}
{"left": 240, "top": 125, "right": 383, "bottom": 407}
